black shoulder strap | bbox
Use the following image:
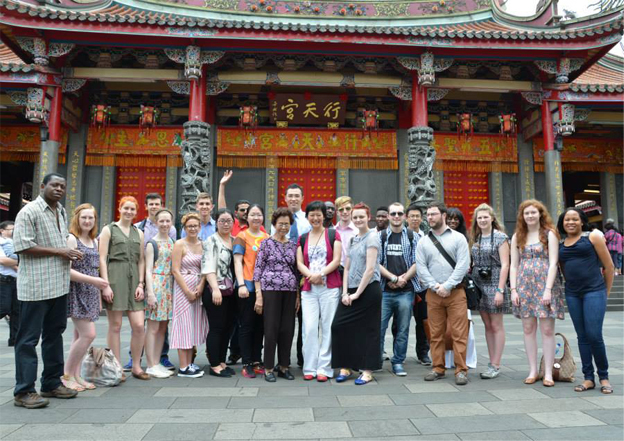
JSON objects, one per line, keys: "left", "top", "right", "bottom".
{"left": 380, "top": 230, "right": 387, "bottom": 263}
{"left": 428, "top": 231, "right": 456, "bottom": 269}
{"left": 138, "top": 218, "right": 147, "bottom": 232}
{"left": 328, "top": 228, "right": 336, "bottom": 247}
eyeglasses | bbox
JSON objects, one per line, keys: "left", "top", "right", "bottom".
{"left": 389, "top": 212, "right": 404, "bottom": 217}
{"left": 218, "top": 219, "right": 233, "bottom": 225}
{"left": 185, "top": 225, "right": 200, "bottom": 230}
{"left": 337, "top": 207, "right": 352, "bottom": 212}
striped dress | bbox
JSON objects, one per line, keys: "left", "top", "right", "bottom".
{"left": 170, "top": 250, "right": 209, "bottom": 349}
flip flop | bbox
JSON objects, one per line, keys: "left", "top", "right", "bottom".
{"left": 600, "top": 385, "right": 614, "bottom": 394}
{"left": 574, "top": 382, "right": 595, "bottom": 392}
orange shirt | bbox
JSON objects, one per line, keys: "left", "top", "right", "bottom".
{"left": 233, "top": 228, "right": 270, "bottom": 282}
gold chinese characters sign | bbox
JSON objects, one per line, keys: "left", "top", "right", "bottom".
{"left": 432, "top": 134, "right": 517, "bottom": 162}
{"left": 217, "top": 128, "right": 396, "bottom": 158}
{"left": 87, "top": 127, "right": 183, "bottom": 155}
{"left": 533, "top": 137, "right": 623, "bottom": 173}
{"left": 270, "top": 94, "right": 346, "bottom": 125}
{"left": 0, "top": 126, "right": 68, "bottom": 162}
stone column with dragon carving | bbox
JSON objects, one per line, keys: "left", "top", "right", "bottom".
{"left": 164, "top": 47, "right": 226, "bottom": 214}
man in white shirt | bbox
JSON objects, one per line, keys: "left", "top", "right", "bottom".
{"left": 334, "top": 196, "right": 358, "bottom": 268}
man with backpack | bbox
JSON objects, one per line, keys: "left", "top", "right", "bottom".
{"left": 378, "top": 202, "right": 421, "bottom": 376}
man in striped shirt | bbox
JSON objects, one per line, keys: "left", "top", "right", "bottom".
{"left": 12, "top": 173, "right": 84, "bottom": 409}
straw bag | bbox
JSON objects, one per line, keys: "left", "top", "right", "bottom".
{"left": 539, "top": 333, "right": 576, "bottom": 382}
{"left": 81, "top": 347, "right": 123, "bottom": 387}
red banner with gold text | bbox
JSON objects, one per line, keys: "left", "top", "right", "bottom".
{"left": 87, "top": 127, "right": 184, "bottom": 155}
{"left": 432, "top": 134, "right": 517, "bottom": 163}
{"left": 0, "top": 125, "right": 68, "bottom": 153}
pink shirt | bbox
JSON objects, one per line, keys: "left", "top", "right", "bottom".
{"left": 336, "top": 222, "right": 358, "bottom": 266}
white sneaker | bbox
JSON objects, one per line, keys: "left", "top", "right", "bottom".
{"left": 146, "top": 366, "right": 171, "bottom": 379}
{"left": 156, "top": 364, "right": 175, "bottom": 377}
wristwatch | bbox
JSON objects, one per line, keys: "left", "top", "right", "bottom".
{"left": 495, "top": 287, "right": 504, "bottom": 294}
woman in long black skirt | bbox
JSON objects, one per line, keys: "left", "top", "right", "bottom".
{"left": 331, "top": 202, "right": 382, "bottom": 385}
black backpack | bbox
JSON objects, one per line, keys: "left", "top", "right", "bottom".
{"left": 299, "top": 229, "right": 337, "bottom": 252}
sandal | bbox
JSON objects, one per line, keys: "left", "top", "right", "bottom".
{"left": 574, "top": 381, "right": 595, "bottom": 392}
{"left": 600, "top": 385, "right": 614, "bottom": 394}
{"left": 61, "top": 375, "right": 86, "bottom": 392}
{"left": 76, "top": 376, "right": 96, "bottom": 390}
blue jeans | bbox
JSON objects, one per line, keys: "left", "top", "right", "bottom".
{"left": 565, "top": 289, "right": 609, "bottom": 381}
{"left": 380, "top": 291, "right": 414, "bottom": 365}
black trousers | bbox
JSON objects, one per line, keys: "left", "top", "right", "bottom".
{"left": 236, "top": 291, "right": 264, "bottom": 365}
{"left": 296, "top": 307, "right": 303, "bottom": 366}
{"left": 14, "top": 294, "right": 67, "bottom": 396}
{"left": 203, "top": 289, "right": 236, "bottom": 367}
{"left": 263, "top": 290, "right": 296, "bottom": 370}
{"left": 414, "top": 290, "right": 430, "bottom": 358}
{"left": 0, "top": 277, "right": 19, "bottom": 345}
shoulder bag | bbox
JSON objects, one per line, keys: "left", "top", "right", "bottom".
{"left": 539, "top": 333, "right": 576, "bottom": 382}
{"left": 81, "top": 347, "right": 123, "bottom": 387}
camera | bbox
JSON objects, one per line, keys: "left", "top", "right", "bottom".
{"left": 477, "top": 268, "right": 492, "bottom": 279}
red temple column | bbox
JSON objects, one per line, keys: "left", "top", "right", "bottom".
{"left": 38, "top": 86, "right": 63, "bottom": 180}
{"left": 541, "top": 100, "right": 565, "bottom": 217}
{"left": 189, "top": 65, "right": 207, "bottom": 122}
{"left": 411, "top": 71, "right": 428, "bottom": 127}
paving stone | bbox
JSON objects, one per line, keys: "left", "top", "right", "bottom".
{"left": 329, "top": 436, "right": 459, "bottom": 441}
{"left": 0, "top": 424, "right": 22, "bottom": 438}
{"left": 457, "top": 430, "right": 531, "bottom": 440}
{"left": 404, "top": 383, "right": 459, "bottom": 394}
{"left": 170, "top": 397, "right": 230, "bottom": 409}
{"left": 142, "top": 423, "right": 219, "bottom": 440}
{"left": 521, "top": 425, "right": 624, "bottom": 440}
{"left": 314, "top": 404, "right": 434, "bottom": 421}
{"left": 97, "top": 386, "right": 161, "bottom": 397}
{"left": 481, "top": 397, "right": 600, "bottom": 414}
{"left": 252, "top": 422, "right": 352, "bottom": 439}
{"left": 348, "top": 419, "right": 419, "bottom": 438}
{"left": 0, "top": 404, "right": 78, "bottom": 424}
{"left": 2, "top": 423, "right": 154, "bottom": 440}
{"left": 56, "top": 396, "right": 176, "bottom": 409}
{"left": 582, "top": 395, "right": 624, "bottom": 409}
{"left": 257, "top": 387, "right": 309, "bottom": 396}
{"left": 411, "top": 414, "right": 546, "bottom": 434}
{"left": 127, "top": 409, "right": 254, "bottom": 424}
{"left": 390, "top": 391, "right": 498, "bottom": 406}
{"left": 580, "top": 408, "right": 624, "bottom": 425}
{"left": 310, "top": 384, "right": 409, "bottom": 396}
{"left": 337, "top": 394, "right": 394, "bottom": 407}
{"left": 213, "top": 423, "right": 257, "bottom": 440}
{"left": 487, "top": 388, "right": 550, "bottom": 401}
{"left": 63, "top": 408, "right": 138, "bottom": 423}
{"left": 228, "top": 396, "right": 340, "bottom": 409}
{"left": 253, "top": 408, "right": 314, "bottom": 422}
{"left": 426, "top": 402, "right": 493, "bottom": 417}
{"left": 527, "top": 410, "right": 606, "bottom": 428}
{"left": 154, "top": 387, "right": 258, "bottom": 397}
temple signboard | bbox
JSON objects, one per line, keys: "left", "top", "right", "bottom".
{"left": 270, "top": 94, "right": 346, "bottom": 125}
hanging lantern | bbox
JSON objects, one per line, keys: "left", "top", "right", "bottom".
{"left": 239, "top": 105, "right": 258, "bottom": 129}
{"left": 499, "top": 113, "right": 517, "bottom": 137}
{"left": 457, "top": 113, "right": 473, "bottom": 139}
{"left": 555, "top": 103, "right": 575, "bottom": 137}
{"left": 139, "top": 105, "right": 159, "bottom": 133}
{"left": 25, "top": 87, "right": 47, "bottom": 123}
{"left": 359, "top": 109, "right": 379, "bottom": 138}
{"left": 90, "top": 104, "right": 111, "bottom": 130}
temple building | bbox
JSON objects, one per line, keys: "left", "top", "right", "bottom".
{"left": 0, "top": 0, "right": 622, "bottom": 231}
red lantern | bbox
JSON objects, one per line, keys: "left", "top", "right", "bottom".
{"left": 499, "top": 113, "right": 517, "bottom": 137}
{"left": 239, "top": 105, "right": 258, "bottom": 129}
{"left": 360, "top": 109, "right": 379, "bottom": 138}
{"left": 139, "top": 105, "right": 159, "bottom": 134}
{"left": 457, "top": 113, "right": 473, "bottom": 139}
{"left": 91, "top": 104, "right": 111, "bottom": 130}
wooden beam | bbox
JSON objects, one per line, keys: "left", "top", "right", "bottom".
{"left": 0, "top": 31, "right": 33, "bottom": 65}
{"left": 66, "top": 67, "right": 182, "bottom": 81}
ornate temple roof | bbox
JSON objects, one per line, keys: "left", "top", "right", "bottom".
{"left": 0, "top": 42, "right": 32, "bottom": 72}
{"left": 571, "top": 53, "right": 624, "bottom": 92}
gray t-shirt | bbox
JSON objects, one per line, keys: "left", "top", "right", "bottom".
{"left": 347, "top": 230, "right": 381, "bottom": 289}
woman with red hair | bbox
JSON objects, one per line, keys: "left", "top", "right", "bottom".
{"left": 99, "top": 196, "right": 149, "bottom": 380}
{"left": 510, "top": 199, "right": 564, "bottom": 387}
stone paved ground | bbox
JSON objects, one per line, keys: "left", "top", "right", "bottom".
{"left": 0, "top": 312, "right": 622, "bottom": 440}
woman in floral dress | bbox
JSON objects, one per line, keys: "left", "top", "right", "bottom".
{"left": 145, "top": 209, "right": 175, "bottom": 379}
{"left": 510, "top": 199, "right": 564, "bottom": 387}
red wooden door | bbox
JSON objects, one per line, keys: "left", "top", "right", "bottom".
{"left": 115, "top": 167, "right": 167, "bottom": 221}
{"left": 443, "top": 171, "right": 489, "bottom": 224}
{"left": 278, "top": 168, "right": 336, "bottom": 207}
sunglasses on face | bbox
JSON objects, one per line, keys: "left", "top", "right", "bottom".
{"left": 338, "top": 207, "right": 352, "bottom": 213}
{"left": 389, "top": 212, "right": 404, "bottom": 217}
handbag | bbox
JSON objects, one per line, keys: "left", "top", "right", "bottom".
{"left": 80, "top": 347, "right": 123, "bottom": 387}
{"left": 427, "top": 232, "right": 483, "bottom": 310}
{"left": 539, "top": 333, "right": 576, "bottom": 382}
{"left": 217, "top": 277, "right": 235, "bottom": 296}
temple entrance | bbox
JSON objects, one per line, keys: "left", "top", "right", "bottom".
{"left": 278, "top": 167, "right": 336, "bottom": 207}
{"left": 115, "top": 166, "right": 167, "bottom": 221}
{"left": 0, "top": 161, "right": 33, "bottom": 221}
{"left": 563, "top": 171, "right": 602, "bottom": 223}
{"left": 443, "top": 171, "right": 490, "bottom": 223}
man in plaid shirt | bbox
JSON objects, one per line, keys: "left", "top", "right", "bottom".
{"left": 12, "top": 173, "right": 85, "bottom": 409}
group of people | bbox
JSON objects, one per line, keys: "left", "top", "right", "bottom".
{"left": 3, "top": 171, "right": 615, "bottom": 409}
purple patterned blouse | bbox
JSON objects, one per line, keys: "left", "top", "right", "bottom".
{"left": 253, "top": 237, "right": 298, "bottom": 292}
